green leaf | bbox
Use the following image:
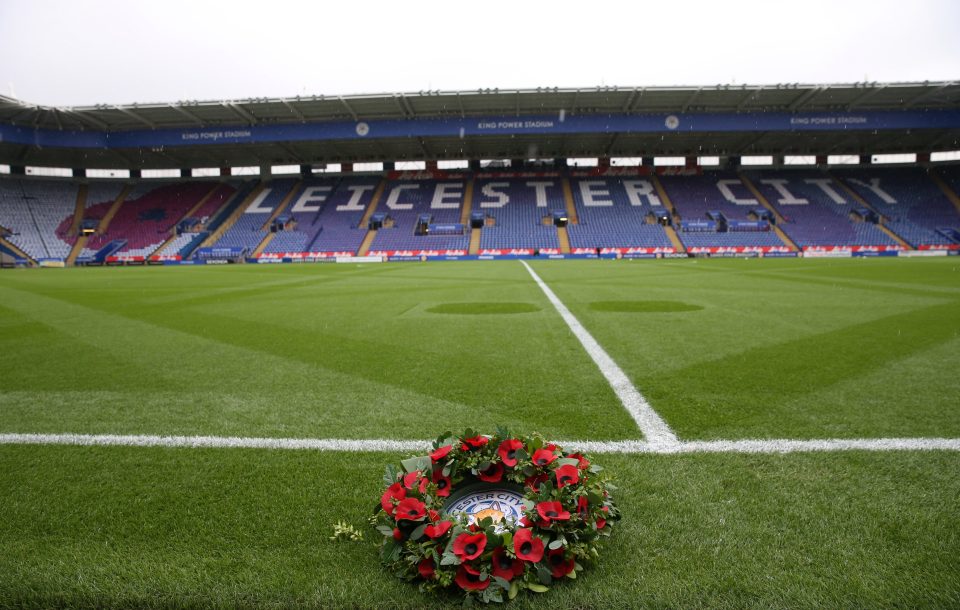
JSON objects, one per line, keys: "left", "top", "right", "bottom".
{"left": 383, "top": 463, "right": 398, "bottom": 486}
{"left": 527, "top": 583, "right": 549, "bottom": 593}
{"left": 400, "top": 455, "right": 431, "bottom": 474}
{"left": 409, "top": 524, "right": 427, "bottom": 541}
{"left": 566, "top": 568, "right": 577, "bottom": 579}
{"left": 548, "top": 538, "right": 565, "bottom": 550}
{"left": 556, "top": 457, "right": 581, "bottom": 468}
{"left": 588, "top": 464, "right": 604, "bottom": 474}
{"left": 375, "top": 525, "right": 394, "bottom": 537}
{"left": 381, "top": 539, "right": 402, "bottom": 563}
{"left": 493, "top": 576, "right": 511, "bottom": 591}
{"left": 440, "top": 552, "right": 460, "bottom": 566}
{"left": 536, "top": 564, "right": 553, "bottom": 586}
{"left": 508, "top": 581, "right": 520, "bottom": 600}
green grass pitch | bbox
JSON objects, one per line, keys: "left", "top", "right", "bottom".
{"left": 1, "top": 258, "right": 959, "bottom": 608}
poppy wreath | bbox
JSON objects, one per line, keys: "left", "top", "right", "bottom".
{"left": 373, "top": 428, "right": 620, "bottom": 604}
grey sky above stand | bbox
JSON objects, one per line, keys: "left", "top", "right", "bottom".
{"left": 1, "top": 0, "right": 958, "bottom": 107}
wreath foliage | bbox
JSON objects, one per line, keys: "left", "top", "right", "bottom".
{"left": 373, "top": 428, "right": 620, "bottom": 603}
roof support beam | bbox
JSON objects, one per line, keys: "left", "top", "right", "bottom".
{"left": 603, "top": 133, "right": 620, "bottom": 156}
{"left": 846, "top": 84, "right": 886, "bottom": 110}
{"left": 906, "top": 83, "right": 953, "bottom": 108}
{"left": 391, "top": 95, "right": 409, "bottom": 119}
{"left": 223, "top": 102, "right": 258, "bottom": 125}
{"left": 621, "top": 88, "right": 640, "bottom": 112}
{"left": 51, "top": 108, "right": 64, "bottom": 131}
{"left": 280, "top": 98, "right": 306, "bottom": 122}
{"left": 681, "top": 87, "right": 702, "bottom": 112}
{"left": 62, "top": 109, "right": 110, "bottom": 131}
{"left": 113, "top": 105, "right": 156, "bottom": 129}
{"left": 339, "top": 96, "right": 359, "bottom": 121}
{"left": 787, "top": 87, "right": 822, "bottom": 112}
{"left": 167, "top": 104, "right": 204, "bottom": 126}
{"left": 416, "top": 137, "right": 431, "bottom": 158}
{"left": 455, "top": 92, "right": 465, "bottom": 118}
{"left": 736, "top": 87, "right": 763, "bottom": 111}
{"left": 399, "top": 94, "right": 416, "bottom": 118}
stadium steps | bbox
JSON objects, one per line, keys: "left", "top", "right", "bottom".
{"left": 148, "top": 182, "right": 223, "bottom": 258}
{"left": 557, "top": 225, "right": 571, "bottom": 253}
{"left": 251, "top": 179, "right": 304, "bottom": 257}
{"left": 468, "top": 228, "right": 482, "bottom": 255}
{"left": 459, "top": 177, "right": 475, "bottom": 225}
{"left": 356, "top": 178, "right": 388, "bottom": 256}
{"left": 66, "top": 185, "right": 89, "bottom": 265}
{"left": 69, "top": 184, "right": 88, "bottom": 235}
{"left": 357, "top": 229, "right": 378, "bottom": 256}
{"left": 929, "top": 168, "right": 960, "bottom": 215}
{"left": 738, "top": 173, "right": 799, "bottom": 252}
{"left": 561, "top": 178, "right": 580, "bottom": 224}
{"left": 651, "top": 175, "right": 686, "bottom": 253}
{"left": 0, "top": 235, "right": 35, "bottom": 265}
{"left": 66, "top": 236, "right": 88, "bottom": 266}
{"left": 197, "top": 181, "right": 265, "bottom": 249}
{"left": 831, "top": 173, "right": 913, "bottom": 249}
{"left": 96, "top": 184, "right": 133, "bottom": 234}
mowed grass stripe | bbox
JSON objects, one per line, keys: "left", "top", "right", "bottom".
{"left": 0, "top": 264, "right": 638, "bottom": 440}
{"left": 531, "top": 258, "right": 960, "bottom": 440}
{"left": 1, "top": 445, "right": 958, "bottom": 608}
{"left": 521, "top": 260, "right": 678, "bottom": 446}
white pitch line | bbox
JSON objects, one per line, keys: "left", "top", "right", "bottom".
{"left": 0, "top": 433, "right": 429, "bottom": 453}
{"left": 2, "top": 433, "right": 959, "bottom": 454}
{"left": 520, "top": 260, "right": 679, "bottom": 448}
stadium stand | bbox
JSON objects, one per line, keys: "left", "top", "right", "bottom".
{"left": 263, "top": 176, "right": 380, "bottom": 256}
{"left": 474, "top": 176, "right": 560, "bottom": 253}
{"left": 0, "top": 179, "right": 77, "bottom": 260}
{"left": 744, "top": 170, "right": 901, "bottom": 250}
{"left": 834, "top": 168, "right": 960, "bottom": 248}
{"left": 2, "top": 166, "right": 960, "bottom": 263}
{"left": 209, "top": 178, "right": 299, "bottom": 255}
{"left": 658, "top": 171, "right": 789, "bottom": 251}
{"left": 567, "top": 175, "right": 674, "bottom": 252}
{"left": 367, "top": 177, "right": 471, "bottom": 255}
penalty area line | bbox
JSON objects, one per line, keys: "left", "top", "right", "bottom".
{"left": 520, "top": 260, "right": 679, "bottom": 448}
{"left": 1, "top": 433, "right": 959, "bottom": 454}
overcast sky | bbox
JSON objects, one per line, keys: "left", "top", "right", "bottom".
{"left": 1, "top": 0, "right": 958, "bottom": 107}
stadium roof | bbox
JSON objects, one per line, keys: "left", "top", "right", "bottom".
{"left": 2, "top": 81, "right": 959, "bottom": 169}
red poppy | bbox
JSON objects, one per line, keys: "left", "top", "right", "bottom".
{"left": 460, "top": 436, "right": 489, "bottom": 451}
{"left": 428, "top": 509, "right": 441, "bottom": 522}
{"left": 432, "top": 471, "right": 452, "bottom": 497}
{"left": 418, "top": 557, "right": 436, "bottom": 580}
{"left": 392, "top": 528, "right": 403, "bottom": 541}
{"left": 536, "top": 500, "right": 571, "bottom": 524}
{"left": 577, "top": 496, "right": 589, "bottom": 519}
{"left": 525, "top": 473, "right": 548, "bottom": 492}
{"left": 566, "top": 452, "right": 590, "bottom": 469}
{"left": 596, "top": 518, "right": 607, "bottom": 529}
{"left": 491, "top": 546, "right": 525, "bottom": 581}
{"left": 424, "top": 520, "right": 453, "bottom": 539}
{"left": 402, "top": 470, "right": 422, "bottom": 490}
{"left": 497, "top": 439, "right": 523, "bottom": 466}
{"left": 477, "top": 461, "right": 504, "bottom": 483}
{"left": 380, "top": 483, "right": 406, "bottom": 516}
{"left": 555, "top": 464, "right": 580, "bottom": 488}
{"left": 513, "top": 528, "right": 544, "bottom": 563}
{"left": 453, "top": 532, "right": 487, "bottom": 560}
{"left": 394, "top": 497, "right": 427, "bottom": 521}
{"left": 455, "top": 564, "right": 490, "bottom": 591}
{"left": 531, "top": 448, "right": 557, "bottom": 466}
{"left": 430, "top": 444, "right": 453, "bottom": 462}
{"left": 547, "top": 547, "right": 576, "bottom": 577}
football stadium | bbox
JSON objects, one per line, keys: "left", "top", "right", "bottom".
{"left": 2, "top": 8, "right": 960, "bottom": 608}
